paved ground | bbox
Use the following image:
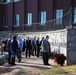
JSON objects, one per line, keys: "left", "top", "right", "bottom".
{"left": 0, "top": 56, "right": 57, "bottom": 75}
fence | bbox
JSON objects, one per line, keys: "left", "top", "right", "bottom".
{"left": 0, "top": 7, "right": 72, "bottom": 32}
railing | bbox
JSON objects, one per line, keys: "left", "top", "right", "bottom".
{"left": 0, "top": 7, "right": 72, "bottom": 32}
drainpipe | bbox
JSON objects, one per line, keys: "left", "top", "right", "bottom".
{"left": 70, "top": 8, "right": 72, "bottom": 28}
{"left": 11, "top": 0, "right": 14, "bottom": 33}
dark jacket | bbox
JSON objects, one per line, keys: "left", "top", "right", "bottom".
{"left": 12, "top": 39, "right": 18, "bottom": 53}
{"left": 6, "top": 39, "right": 12, "bottom": 51}
{"left": 36, "top": 40, "right": 41, "bottom": 49}
{"left": 26, "top": 40, "right": 31, "bottom": 49}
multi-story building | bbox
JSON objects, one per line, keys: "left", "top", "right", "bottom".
{"left": 0, "top": 0, "right": 76, "bottom": 32}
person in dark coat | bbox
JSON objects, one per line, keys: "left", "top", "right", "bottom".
{"left": 1, "top": 38, "right": 5, "bottom": 55}
{"left": 6, "top": 35, "right": 13, "bottom": 64}
{"left": 26, "top": 37, "right": 31, "bottom": 58}
{"left": 36, "top": 37, "right": 41, "bottom": 57}
{"left": 22, "top": 39, "right": 26, "bottom": 52}
{"left": 11, "top": 36, "right": 18, "bottom": 65}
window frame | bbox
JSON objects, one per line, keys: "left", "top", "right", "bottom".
{"left": 3, "top": 15, "right": 8, "bottom": 27}
{"left": 14, "top": 14, "right": 19, "bottom": 27}
{"left": 55, "top": 9, "right": 63, "bottom": 24}
{"left": 39, "top": 11, "right": 46, "bottom": 25}
{"left": 26, "top": 13, "right": 32, "bottom": 26}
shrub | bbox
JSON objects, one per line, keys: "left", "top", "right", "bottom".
{"left": 54, "top": 54, "right": 66, "bottom": 66}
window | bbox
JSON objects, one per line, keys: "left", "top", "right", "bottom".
{"left": 4, "top": 0, "right": 10, "bottom": 2}
{"left": 73, "top": 8, "right": 76, "bottom": 23}
{"left": 14, "top": 14, "right": 19, "bottom": 26}
{"left": 13, "top": 0, "right": 20, "bottom": 2}
{"left": 4, "top": 0, "right": 20, "bottom": 2}
{"left": 26, "top": 13, "right": 32, "bottom": 26}
{"left": 55, "top": 9, "right": 63, "bottom": 24}
{"left": 39, "top": 11, "right": 46, "bottom": 24}
{"left": 3, "top": 16, "right": 8, "bottom": 27}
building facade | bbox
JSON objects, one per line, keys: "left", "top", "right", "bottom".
{"left": 0, "top": 0, "right": 76, "bottom": 32}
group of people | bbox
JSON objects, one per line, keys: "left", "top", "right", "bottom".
{"left": 0, "top": 35, "right": 51, "bottom": 66}
{"left": 1, "top": 35, "right": 23, "bottom": 65}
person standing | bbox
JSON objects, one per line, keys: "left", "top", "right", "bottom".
{"left": 32, "top": 37, "right": 37, "bottom": 56}
{"left": 42, "top": 35, "right": 51, "bottom": 65}
{"left": 6, "top": 35, "right": 13, "bottom": 64}
{"left": 22, "top": 39, "right": 26, "bottom": 55}
{"left": 11, "top": 35, "right": 18, "bottom": 65}
{"left": 1, "top": 38, "right": 5, "bottom": 55}
{"left": 40, "top": 37, "right": 44, "bottom": 56}
{"left": 36, "top": 37, "right": 41, "bottom": 57}
{"left": 25, "top": 37, "right": 31, "bottom": 58}
{"left": 17, "top": 36, "right": 23, "bottom": 62}
{"left": 40, "top": 37, "right": 44, "bottom": 46}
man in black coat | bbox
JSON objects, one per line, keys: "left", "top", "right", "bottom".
{"left": 36, "top": 37, "right": 41, "bottom": 57}
{"left": 11, "top": 36, "right": 18, "bottom": 65}
{"left": 6, "top": 35, "right": 13, "bottom": 64}
{"left": 26, "top": 37, "right": 31, "bottom": 58}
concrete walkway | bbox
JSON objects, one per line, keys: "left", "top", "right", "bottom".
{"left": 0, "top": 56, "right": 57, "bottom": 75}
